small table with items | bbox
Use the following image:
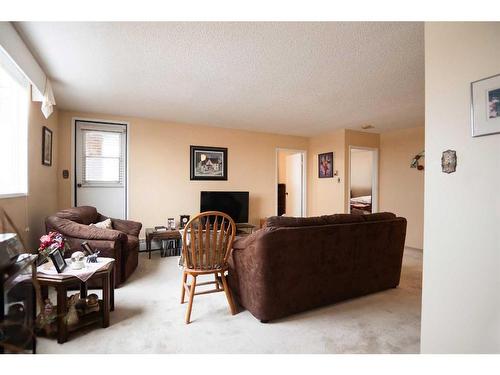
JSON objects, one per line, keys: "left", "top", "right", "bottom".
{"left": 36, "top": 258, "right": 115, "bottom": 344}
{"left": 144, "top": 228, "right": 182, "bottom": 259}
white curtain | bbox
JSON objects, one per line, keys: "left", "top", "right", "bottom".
{"left": 40, "top": 79, "right": 56, "bottom": 119}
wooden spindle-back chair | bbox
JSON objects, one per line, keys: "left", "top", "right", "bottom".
{"left": 180, "top": 211, "right": 237, "bottom": 323}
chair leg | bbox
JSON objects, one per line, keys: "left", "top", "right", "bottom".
{"left": 220, "top": 272, "right": 236, "bottom": 315}
{"left": 185, "top": 275, "right": 197, "bottom": 324}
{"left": 180, "top": 271, "right": 187, "bottom": 304}
{"left": 214, "top": 273, "right": 220, "bottom": 290}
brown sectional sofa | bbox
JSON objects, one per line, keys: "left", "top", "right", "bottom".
{"left": 227, "top": 212, "right": 406, "bottom": 322}
{"left": 45, "top": 206, "right": 142, "bottom": 287}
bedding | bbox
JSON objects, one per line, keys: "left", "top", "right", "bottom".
{"left": 350, "top": 195, "right": 372, "bottom": 204}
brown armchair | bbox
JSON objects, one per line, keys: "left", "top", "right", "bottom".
{"left": 45, "top": 206, "right": 142, "bottom": 287}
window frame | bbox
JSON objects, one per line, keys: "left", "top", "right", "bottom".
{"left": 81, "top": 128, "right": 125, "bottom": 187}
{"left": 0, "top": 52, "right": 30, "bottom": 199}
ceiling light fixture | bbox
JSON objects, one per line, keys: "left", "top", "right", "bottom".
{"left": 361, "top": 124, "right": 374, "bottom": 130}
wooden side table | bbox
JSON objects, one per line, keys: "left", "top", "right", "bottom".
{"left": 37, "top": 261, "right": 114, "bottom": 344}
{"left": 145, "top": 228, "right": 182, "bottom": 259}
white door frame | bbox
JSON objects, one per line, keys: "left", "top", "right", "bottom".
{"left": 347, "top": 146, "right": 379, "bottom": 214}
{"left": 275, "top": 148, "right": 307, "bottom": 217}
{"left": 71, "top": 117, "right": 130, "bottom": 219}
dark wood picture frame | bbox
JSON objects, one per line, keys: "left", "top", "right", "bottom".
{"left": 179, "top": 215, "right": 190, "bottom": 229}
{"left": 318, "top": 152, "right": 334, "bottom": 178}
{"left": 190, "top": 145, "right": 228, "bottom": 181}
{"left": 48, "top": 248, "right": 67, "bottom": 273}
{"left": 42, "top": 126, "right": 53, "bottom": 166}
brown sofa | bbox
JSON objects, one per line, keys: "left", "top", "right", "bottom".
{"left": 45, "top": 206, "right": 142, "bottom": 287}
{"left": 227, "top": 212, "right": 406, "bottom": 322}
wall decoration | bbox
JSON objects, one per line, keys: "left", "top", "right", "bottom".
{"left": 42, "top": 126, "right": 53, "bottom": 166}
{"left": 318, "top": 152, "right": 334, "bottom": 178}
{"left": 441, "top": 150, "right": 457, "bottom": 174}
{"left": 471, "top": 73, "right": 500, "bottom": 137}
{"left": 190, "top": 145, "right": 228, "bottom": 180}
{"left": 410, "top": 151, "right": 425, "bottom": 170}
{"left": 167, "top": 218, "right": 175, "bottom": 230}
{"left": 179, "top": 215, "right": 190, "bottom": 229}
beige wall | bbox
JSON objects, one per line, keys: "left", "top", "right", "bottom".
{"left": 307, "top": 129, "right": 345, "bottom": 216}
{"left": 421, "top": 22, "right": 500, "bottom": 353}
{"left": 0, "top": 98, "right": 59, "bottom": 250}
{"left": 379, "top": 126, "right": 424, "bottom": 249}
{"left": 350, "top": 149, "right": 373, "bottom": 197}
{"left": 57, "top": 111, "right": 308, "bottom": 235}
{"left": 307, "top": 129, "right": 380, "bottom": 216}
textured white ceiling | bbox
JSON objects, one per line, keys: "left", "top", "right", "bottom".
{"left": 15, "top": 22, "right": 424, "bottom": 136}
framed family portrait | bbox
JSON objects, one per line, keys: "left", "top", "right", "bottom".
{"left": 471, "top": 73, "right": 500, "bottom": 137}
{"left": 318, "top": 152, "right": 334, "bottom": 178}
{"left": 190, "top": 145, "right": 228, "bottom": 180}
{"left": 42, "top": 126, "right": 53, "bottom": 166}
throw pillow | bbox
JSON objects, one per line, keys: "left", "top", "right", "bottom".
{"left": 90, "top": 218, "right": 113, "bottom": 230}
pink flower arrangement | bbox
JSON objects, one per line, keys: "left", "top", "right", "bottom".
{"left": 38, "top": 231, "right": 68, "bottom": 256}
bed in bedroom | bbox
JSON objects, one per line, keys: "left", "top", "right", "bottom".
{"left": 350, "top": 195, "right": 372, "bottom": 214}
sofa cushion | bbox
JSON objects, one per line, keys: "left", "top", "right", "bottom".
{"left": 56, "top": 206, "right": 99, "bottom": 225}
{"left": 360, "top": 212, "right": 397, "bottom": 222}
{"left": 264, "top": 214, "right": 365, "bottom": 228}
{"left": 90, "top": 218, "right": 113, "bottom": 229}
{"left": 264, "top": 212, "right": 397, "bottom": 228}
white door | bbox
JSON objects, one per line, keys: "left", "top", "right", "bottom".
{"left": 75, "top": 120, "right": 127, "bottom": 219}
{"left": 285, "top": 153, "right": 303, "bottom": 217}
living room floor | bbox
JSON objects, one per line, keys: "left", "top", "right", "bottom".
{"left": 38, "top": 247, "right": 422, "bottom": 354}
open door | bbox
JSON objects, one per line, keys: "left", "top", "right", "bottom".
{"left": 277, "top": 149, "right": 306, "bottom": 217}
{"left": 285, "top": 153, "right": 303, "bottom": 217}
{"left": 348, "top": 147, "right": 378, "bottom": 214}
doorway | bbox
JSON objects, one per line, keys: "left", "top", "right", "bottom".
{"left": 276, "top": 148, "right": 306, "bottom": 217}
{"left": 74, "top": 119, "right": 128, "bottom": 219}
{"left": 348, "top": 146, "right": 378, "bottom": 214}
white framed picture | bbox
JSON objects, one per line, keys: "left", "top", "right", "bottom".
{"left": 471, "top": 73, "right": 500, "bottom": 137}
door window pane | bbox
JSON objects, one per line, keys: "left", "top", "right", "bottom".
{"left": 82, "top": 130, "right": 123, "bottom": 184}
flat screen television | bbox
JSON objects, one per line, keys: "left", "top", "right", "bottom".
{"left": 200, "top": 191, "right": 249, "bottom": 223}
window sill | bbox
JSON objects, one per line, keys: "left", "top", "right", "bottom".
{"left": 0, "top": 193, "right": 28, "bottom": 199}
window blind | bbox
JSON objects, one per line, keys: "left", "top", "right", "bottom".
{"left": 0, "top": 48, "right": 29, "bottom": 196}
{"left": 81, "top": 129, "right": 125, "bottom": 185}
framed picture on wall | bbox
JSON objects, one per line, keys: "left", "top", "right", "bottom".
{"left": 471, "top": 73, "right": 500, "bottom": 137}
{"left": 318, "top": 152, "right": 334, "bottom": 178}
{"left": 190, "top": 145, "right": 228, "bottom": 180}
{"left": 42, "top": 126, "right": 53, "bottom": 166}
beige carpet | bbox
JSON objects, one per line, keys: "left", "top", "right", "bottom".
{"left": 38, "top": 247, "right": 422, "bottom": 354}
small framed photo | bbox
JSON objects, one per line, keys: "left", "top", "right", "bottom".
{"left": 471, "top": 73, "right": 500, "bottom": 137}
{"left": 167, "top": 218, "right": 175, "bottom": 230}
{"left": 179, "top": 215, "right": 190, "bottom": 229}
{"left": 318, "top": 152, "right": 334, "bottom": 178}
{"left": 48, "top": 248, "right": 67, "bottom": 273}
{"left": 42, "top": 126, "right": 53, "bottom": 166}
{"left": 190, "top": 145, "right": 228, "bottom": 180}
